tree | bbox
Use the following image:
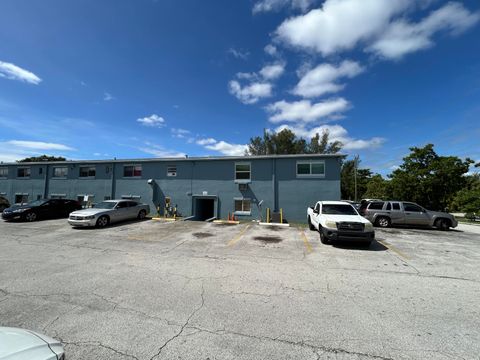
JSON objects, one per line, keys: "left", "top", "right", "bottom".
{"left": 341, "top": 159, "right": 372, "bottom": 200}
{"left": 246, "top": 128, "right": 343, "bottom": 155}
{"left": 17, "top": 155, "right": 66, "bottom": 162}
{"left": 387, "top": 144, "right": 473, "bottom": 210}
{"left": 450, "top": 174, "right": 480, "bottom": 213}
{"left": 309, "top": 130, "right": 343, "bottom": 154}
{"left": 363, "top": 174, "right": 390, "bottom": 200}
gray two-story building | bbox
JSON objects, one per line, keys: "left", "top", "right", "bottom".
{"left": 0, "top": 154, "right": 342, "bottom": 222}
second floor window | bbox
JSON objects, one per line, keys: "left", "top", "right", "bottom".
{"left": 53, "top": 167, "right": 68, "bottom": 178}
{"left": 167, "top": 165, "right": 177, "bottom": 177}
{"left": 0, "top": 167, "right": 7, "bottom": 177}
{"left": 124, "top": 165, "right": 142, "bottom": 177}
{"left": 296, "top": 161, "right": 325, "bottom": 177}
{"left": 17, "top": 167, "right": 31, "bottom": 178}
{"left": 235, "top": 163, "right": 251, "bottom": 181}
{"left": 79, "top": 166, "right": 96, "bottom": 178}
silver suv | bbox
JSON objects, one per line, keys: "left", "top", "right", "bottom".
{"left": 361, "top": 201, "right": 458, "bottom": 230}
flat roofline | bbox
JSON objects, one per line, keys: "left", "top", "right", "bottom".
{"left": 0, "top": 153, "right": 346, "bottom": 166}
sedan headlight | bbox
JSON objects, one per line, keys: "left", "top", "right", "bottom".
{"left": 364, "top": 222, "right": 374, "bottom": 231}
{"left": 83, "top": 215, "right": 95, "bottom": 220}
{"left": 324, "top": 220, "right": 337, "bottom": 229}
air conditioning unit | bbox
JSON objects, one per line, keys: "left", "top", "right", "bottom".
{"left": 239, "top": 183, "right": 248, "bottom": 191}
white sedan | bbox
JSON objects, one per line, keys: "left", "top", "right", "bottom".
{"left": 68, "top": 199, "right": 150, "bottom": 228}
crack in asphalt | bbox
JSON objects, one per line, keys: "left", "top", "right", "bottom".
{"left": 61, "top": 339, "right": 140, "bottom": 360}
{"left": 149, "top": 283, "right": 205, "bottom": 360}
{"left": 185, "top": 325, "right": 394, "bottom": 360}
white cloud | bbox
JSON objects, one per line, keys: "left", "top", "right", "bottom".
{"left": 260, "top": 63, "right": 286, "bottom": 80}
{"left": 267, "top": 98, "right": 350, "bottom": 123}
{"left": 196, "top": 138, "right": 217, "bottom": 146}
{"left": 197, "top": 138, "right": 247, "bottom": 156}
{"left": 275, "top": 124, "right": 385, "bottom": 150}
{"left": 0, "top": 60, "right": 42, "bottom": 85}
{"left": 264, "top": 44, "right": 278, "bottom": 56}
{"left": 276, "top": 0, "right": 411, "bottom": 55}
{"left": 0, "top": 140, "right": 74, "bottom": 162}
{"left": 171, "top": 128, "right": 191, "bottom": 139}
{"left": 103, "top": 92, "right": 115, "bottom": 101}
{"left": 368, "top": 2, "right": 480, "bottom": 59}
{"left": 6, "top": 140, "right": 74, "bottom": 151}
{"left": 275, "top": 0, "right": 479, "bottom": 59}
{"left": 229, "top": 62, "right": 285, "bottom": 104}
{"left": 228, "top": 48, "right": 250, "bottom": 60}
{"left": 253, "top": 0, "right": 314, "bottom": 14}
{"left": 139, "top": 141, "right": 185, "bottom": 158}
{"left": 229, "top": 80, "right": 273, "bottom": 104}
{"left": 137, "top": 114, "right": 166, "bottom": 128}
{"left": 294, "top": 60, "right": 364, "bottom": 98}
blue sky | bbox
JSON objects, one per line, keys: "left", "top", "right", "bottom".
{"left": 0, "top": 0, "right": 479, "bottom": 175}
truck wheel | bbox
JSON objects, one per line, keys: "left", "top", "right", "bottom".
{"left": 435, "top": 218, "right": 450, "bottom": 231}
{"left": 96, "top": 215, "right": 109, "bottom": 228}
{"left": 375, "top": 216, "right": 391, "bottom": 228}
{"left": 308, "top": 217, "right": 315, "bottom": 231}
{"left": 319, "top": 227, "right": 329, "bottom": 244}
{"left": 138, "top": 210, "right": 147, "bottom": 220}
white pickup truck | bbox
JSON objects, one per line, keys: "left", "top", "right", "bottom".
{"left": 307, "top": 201, "right": 375, "bottom": 245}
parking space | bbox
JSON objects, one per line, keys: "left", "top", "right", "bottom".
{"left": 1, "top": 219, "right": 479, "bottom": 359}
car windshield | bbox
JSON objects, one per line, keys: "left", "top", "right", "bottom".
{"left": 26, "top": 200, "right": 47, "bottom": 207}
{"left": 322, "top": 204, "right": 358, "bottom": 215}
{"left": 92, "top": 201, "right": 117, "bottom": 209}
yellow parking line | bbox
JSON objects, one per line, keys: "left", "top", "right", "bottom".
{"left": 227, "top": 224, "right": 251, "bottom": 247}
{"left": 378, "top": 239, "right": 410, "bottom": 260}
{"left": 300, "top": 230, "right": 313, "bottom": 254}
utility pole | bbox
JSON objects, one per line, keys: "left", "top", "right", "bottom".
{"left": 354, "top": 154, "right": 359, "bottom": 202}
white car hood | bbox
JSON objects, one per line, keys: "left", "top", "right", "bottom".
{"left": 0, "top": 327, "right": 59, "bottom": 359}
{"left": 70, "top": 208, "right": 110, "bottom": 216}
{"left": 323, "top": 214, "right": 370, "bottom": 224}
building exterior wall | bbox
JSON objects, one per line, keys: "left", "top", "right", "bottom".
{"left": 0, "top": 155, "right": 342, "bottom": 223}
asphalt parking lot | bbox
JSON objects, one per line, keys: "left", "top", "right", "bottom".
{"left": 1, "top": 219, "right": 479, "bottom": 360}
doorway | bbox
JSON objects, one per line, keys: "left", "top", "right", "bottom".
{"left": 194, "top": 197, "right": 216, "bottom": 221}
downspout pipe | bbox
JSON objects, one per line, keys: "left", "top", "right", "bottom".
{"left": 43, "top": 164, "right": 49, "bottom": 199}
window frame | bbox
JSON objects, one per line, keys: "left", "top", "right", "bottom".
{"left": 52, "top": 166, "right": 68, "bottom": 178}
{"left": 14, "top": 193, "right": 29, "bottom": 204}
{"left": 16, "top": 167, "right": 31, "bottom": 178}
{"left": 234, "top": 197, "right": 252, "bottom": 215}
{"left": 403, "top": 203, "right": 424, "bottom": 212}
{"left": 0, "top": 167, "right": 8, "bottom": 178}
{"left": 123, "top": 164, "right": 142, "bottom": 178}
{"left": 79, "top": 166, "right": 96, "bottom": 179}
{"left": 167, "top": 165, "right": 177, "bottom": 177}
{"left": 234, "top": 162, "right": 251, "bottom": 183}
{"left": 296, "top": 160, "right": 325, "bottom": 178}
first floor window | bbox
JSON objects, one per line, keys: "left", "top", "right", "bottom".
{"left": 0, "top": 167, "right": 7, "bottom": 177}
{"left": 124, "top": 165, "right": 142, "bottom": 177}
{"left": 17, "top": 167, "right": 30, "bottom": 178}
{"left": 79, "top": 166, "right": 96, "bottom": 178}
{"left": 50, "top": 194, "right": 66, "bottom": 199}
{"left": 53, "top": 167, "right": 68, "bottom": 178}
{"left": 296, "top": 161, "right": 325, "bottom": 177}
{"left": 234, "top": 198, "right": 251, "bottom": 214}
{"left": 15, "top": 194, "right": 29, "bottom": 204}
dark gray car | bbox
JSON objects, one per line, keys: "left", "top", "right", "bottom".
{"left": 361, "top": 201, "right": 458, "bottom": 230}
